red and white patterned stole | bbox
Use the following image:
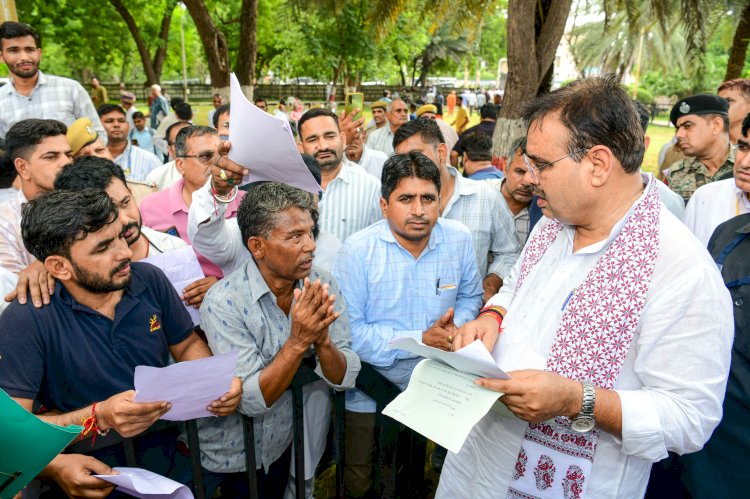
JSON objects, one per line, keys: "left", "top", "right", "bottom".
{"left": 506, "top": 178, "right": 661, "bottom": 499}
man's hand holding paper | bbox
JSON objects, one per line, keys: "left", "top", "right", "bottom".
{"left": 212, "top": 140, "right": 247, "bottom": 196}
{"left": 97, "top": 390, "right": 171, "bottom": 437}
{"left": 476, "top": 369, "right": 582, "bottom": 424}
{"left": 207, "top": 376, "right": 243, "bottom": 417}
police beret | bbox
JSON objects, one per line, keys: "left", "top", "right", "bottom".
{"left": 67, "top": 118, "right": 98, "bottom": 156}
{"left": 371, "top": 100, "right": 388, "bottom": 110}
{"left": 416, "top": 104, "right": 438, "bottom": 117}
{"left": 670, "top": 94, "right": 729, "bottom": 126}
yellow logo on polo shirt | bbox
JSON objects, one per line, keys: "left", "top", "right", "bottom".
{"left": 149, "top": 315, "right": 162, "bottom": 333}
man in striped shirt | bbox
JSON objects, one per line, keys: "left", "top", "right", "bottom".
{"left": 296, "top": 108, "right": 382, "bottom": 243}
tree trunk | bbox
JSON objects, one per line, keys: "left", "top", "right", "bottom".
{"left": 182, "top": 0, "right": 231, "bottom": 93}
{"left": 725, "top": 1, "right": 750, "bottom": 81}
{"left": 109, "top": 0, "right": 160, "bottom": 85}
{"left": 235, "top": 0, "right": 258, "bottom": 100}
{"left": 152, "top": 0, "right": 179, "bottom": 82}
{"left": 493, "top": 0, "right": 572, "bottom": 160}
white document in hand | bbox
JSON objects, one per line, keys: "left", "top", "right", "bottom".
{"left": 94, "top": 467, "right": 194, "bottom": 498}
{"left": 227, "top": 73, "right": 321, "bottom": 194}
{"left": 388, "top": 337, "right": 510, "bottom": 379}
{"left": 134, "top": 351, "right": 238, "bottom": 421}
{"left": 140, "top": 245, "right": 205, "bottom": 326}
{"left": 383, "top": 359, "right": 501, "bottom": 453}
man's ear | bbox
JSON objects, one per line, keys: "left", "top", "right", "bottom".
{"left": 588, "top": 145, "right": 616, "bottom": 188}
{"left": 380, "top": 196, "right": 388, "bottom": 218}
{"left": 175, "top": 158, "right": 185, "bottom": 176}
{"left": 437, "top": 143, "right": 448, "bottom": 166}
{"left": 45, "top": 256, "right": 74, "bottom": 282}
{"left": 247, "top": 236, "right": 264, "bottom": 259}
{"left": 14, "top": 157, "right": 31, "bottom": 180}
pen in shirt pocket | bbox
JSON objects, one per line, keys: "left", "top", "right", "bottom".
{"left": 435, "top": 277, "right": 457, "bottom": 296}
{"left": 561, "top": 288, "right": 576, "bottom": 311}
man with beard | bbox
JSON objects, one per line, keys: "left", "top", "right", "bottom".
{"left": 6, "top": 156, "right": 215, "bottom": 315}
{"left": 367, "top": 98, "right": 409, "bottom": 157}
{"left": 297, "top": 108, "right": 381, "bottom": 242}
{"left": 0, "top": 189, "right": 241, "bottom": 498}
{"left": 665, "top": 94, "right": 734, "bottom": 202}
{"left": 0, "top": 22, "right": 105, "bottom": 140}
{"left": 0, "top": 119, "right": 71, "bottom": 274}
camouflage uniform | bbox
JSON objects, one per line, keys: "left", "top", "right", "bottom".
{"left": 666, "top": 147, "right": 735, "bottom": 202}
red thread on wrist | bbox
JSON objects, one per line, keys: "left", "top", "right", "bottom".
{"left": 80, "top": 402, "right": 109, "bottom": 447}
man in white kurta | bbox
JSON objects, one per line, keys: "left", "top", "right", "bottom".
{"left": 439, "top": 76, "right": 733, "bottom": 499}
{"left": 683, "top": 115, "right": 750, "bottom": 245}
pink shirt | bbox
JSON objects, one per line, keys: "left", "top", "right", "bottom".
{"left": 139, "top": 178, "right": 244, "bottom": 278}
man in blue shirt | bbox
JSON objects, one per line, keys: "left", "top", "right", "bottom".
{"left": 460, "top": 131, "right": 504, "bottom": 181}
{"left": 0, "top": 189, "right": 241, "bottom": 497}
{"left": 332, "top": 152, "right": 483, "bottom": 497}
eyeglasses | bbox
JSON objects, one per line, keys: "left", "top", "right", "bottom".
{"left": 179, "top": 150, "right": 216, "bottom": 165}
{"left": 523, "top": 148, "right": 588, "bottom": 181}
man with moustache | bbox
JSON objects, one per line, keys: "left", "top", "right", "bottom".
{"left": 0, "top": 22, "right": 105, "bottom": 140}
{"left": 684, "top": 113, "right": 750, "bottom": 245}
{"left": 99, "top": 104, "right": 162, "bottom": 182}
{"left": 0, "top": 189, "right": 241, "bottom": 498}
{"left": 333, "top": 152, "right": 482, "bottom": 497}
{"left": 665, "top": 94, "right": 734, "bottom": 201}
{"left": 297, "top": 108, "right": 381, "bottom": 242}
{"left": 367, "top": 98, "right": 409, "bottom": 157}
{"left": 441, "top": 76, "right": 733, "bottom": 499}
{"left": 365, "top": 100, "right": 388, "bottom": 140}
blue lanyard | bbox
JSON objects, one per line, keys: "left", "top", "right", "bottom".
{"left": 714, "top": 232, "right": 750, "bottom": 288}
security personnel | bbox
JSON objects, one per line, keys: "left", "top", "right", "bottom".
{"left": 676, "top": 212, "right": 750, "bottom": 497}
{"left": 665, "top": 94, "right": 734, "bottom": 202}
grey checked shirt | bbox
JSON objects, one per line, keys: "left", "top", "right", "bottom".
{"left": 198, "top": 259, "right": 360, "bottom": 473}
{"left": 443, "top": 168, "right": 522, "bottom": 280}
{"left": 0, "top": 71, "right": 105, "bottom": 139}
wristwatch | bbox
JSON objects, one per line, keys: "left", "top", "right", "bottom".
{"left": 571, "top": 381, "right": 596, "bottom": 433}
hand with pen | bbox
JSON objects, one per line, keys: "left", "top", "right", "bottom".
{"left": 422, "top": 307, "right": 457, "bottom": 351}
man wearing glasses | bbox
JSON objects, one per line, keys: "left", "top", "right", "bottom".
{"left": 140, "top": 125, "right": 244, "bottom": 279}
{"left": 439, "top": 76, "right": 733, "bottom": 498}
{"left": 367, "top": 98, "right": 409, "bottom": 156}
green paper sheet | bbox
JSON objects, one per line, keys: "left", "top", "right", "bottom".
{"left": 0, "top": 389, "right": 83, "bottom": 498}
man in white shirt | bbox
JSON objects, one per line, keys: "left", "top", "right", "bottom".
{"left": 296, "top": 108, "right": 382, "bottom": 242}
{"left": 442, "top": 76, "right": 733, "bottom": 499}
{"left": 366, "top": 98, "right": 408, "bottom": 156}
{"left": 99, "top": 104, "right": 162, "bottom": 182}
{"left": 0, "top": 22, "right": 105, "bottom": 140}
{"left": 684, "top": 112, "right": 750, "bottom": 245}
{"left": 145, "top": 120, "right": 191, "bottom": 191}
{"left": 0, "top": 119, "right": 71, "bottom": 274}
{"left": 343, "top": 127, "right": 387, "bottom": 180}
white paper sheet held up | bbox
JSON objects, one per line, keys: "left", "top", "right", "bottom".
{"left": 140, "top": 245, "right": 204, "bottom": 326}
{"left": 227, "top": 73, "right": 322, "bottom": 194}
{"left": 134, "top": 351, "right": 238, "bottom": 421}
{"left": 388, "top": 337, "right": 510, "bottom": 379}
{"left": 94, "top": 467, "right": 194, "bottom": 498}
{"left": 383, "top": 359, "right": 501, "bottom": 453}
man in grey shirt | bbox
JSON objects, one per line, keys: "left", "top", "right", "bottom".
{"left": 197, "top": 181, "right": 360, "bottom": 498}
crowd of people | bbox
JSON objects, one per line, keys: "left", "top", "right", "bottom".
{"left": 0, "top": 18, "right": 748, "bottom": 499}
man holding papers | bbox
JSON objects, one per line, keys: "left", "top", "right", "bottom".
{"left": 198, "top": 181, "right": 360, "bottom": 498}
{"left": 332, "top": 152, "right": 483, "bottom": 498}
{"left": 0, "top": 189, "right": 241, "bottom": 497}
{"left": 439, "top": 77, "right": 733, "bottom": 498}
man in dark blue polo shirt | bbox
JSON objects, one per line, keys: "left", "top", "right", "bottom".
{"left": 0, "top": 189, "right": 241, "bottom": 497}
